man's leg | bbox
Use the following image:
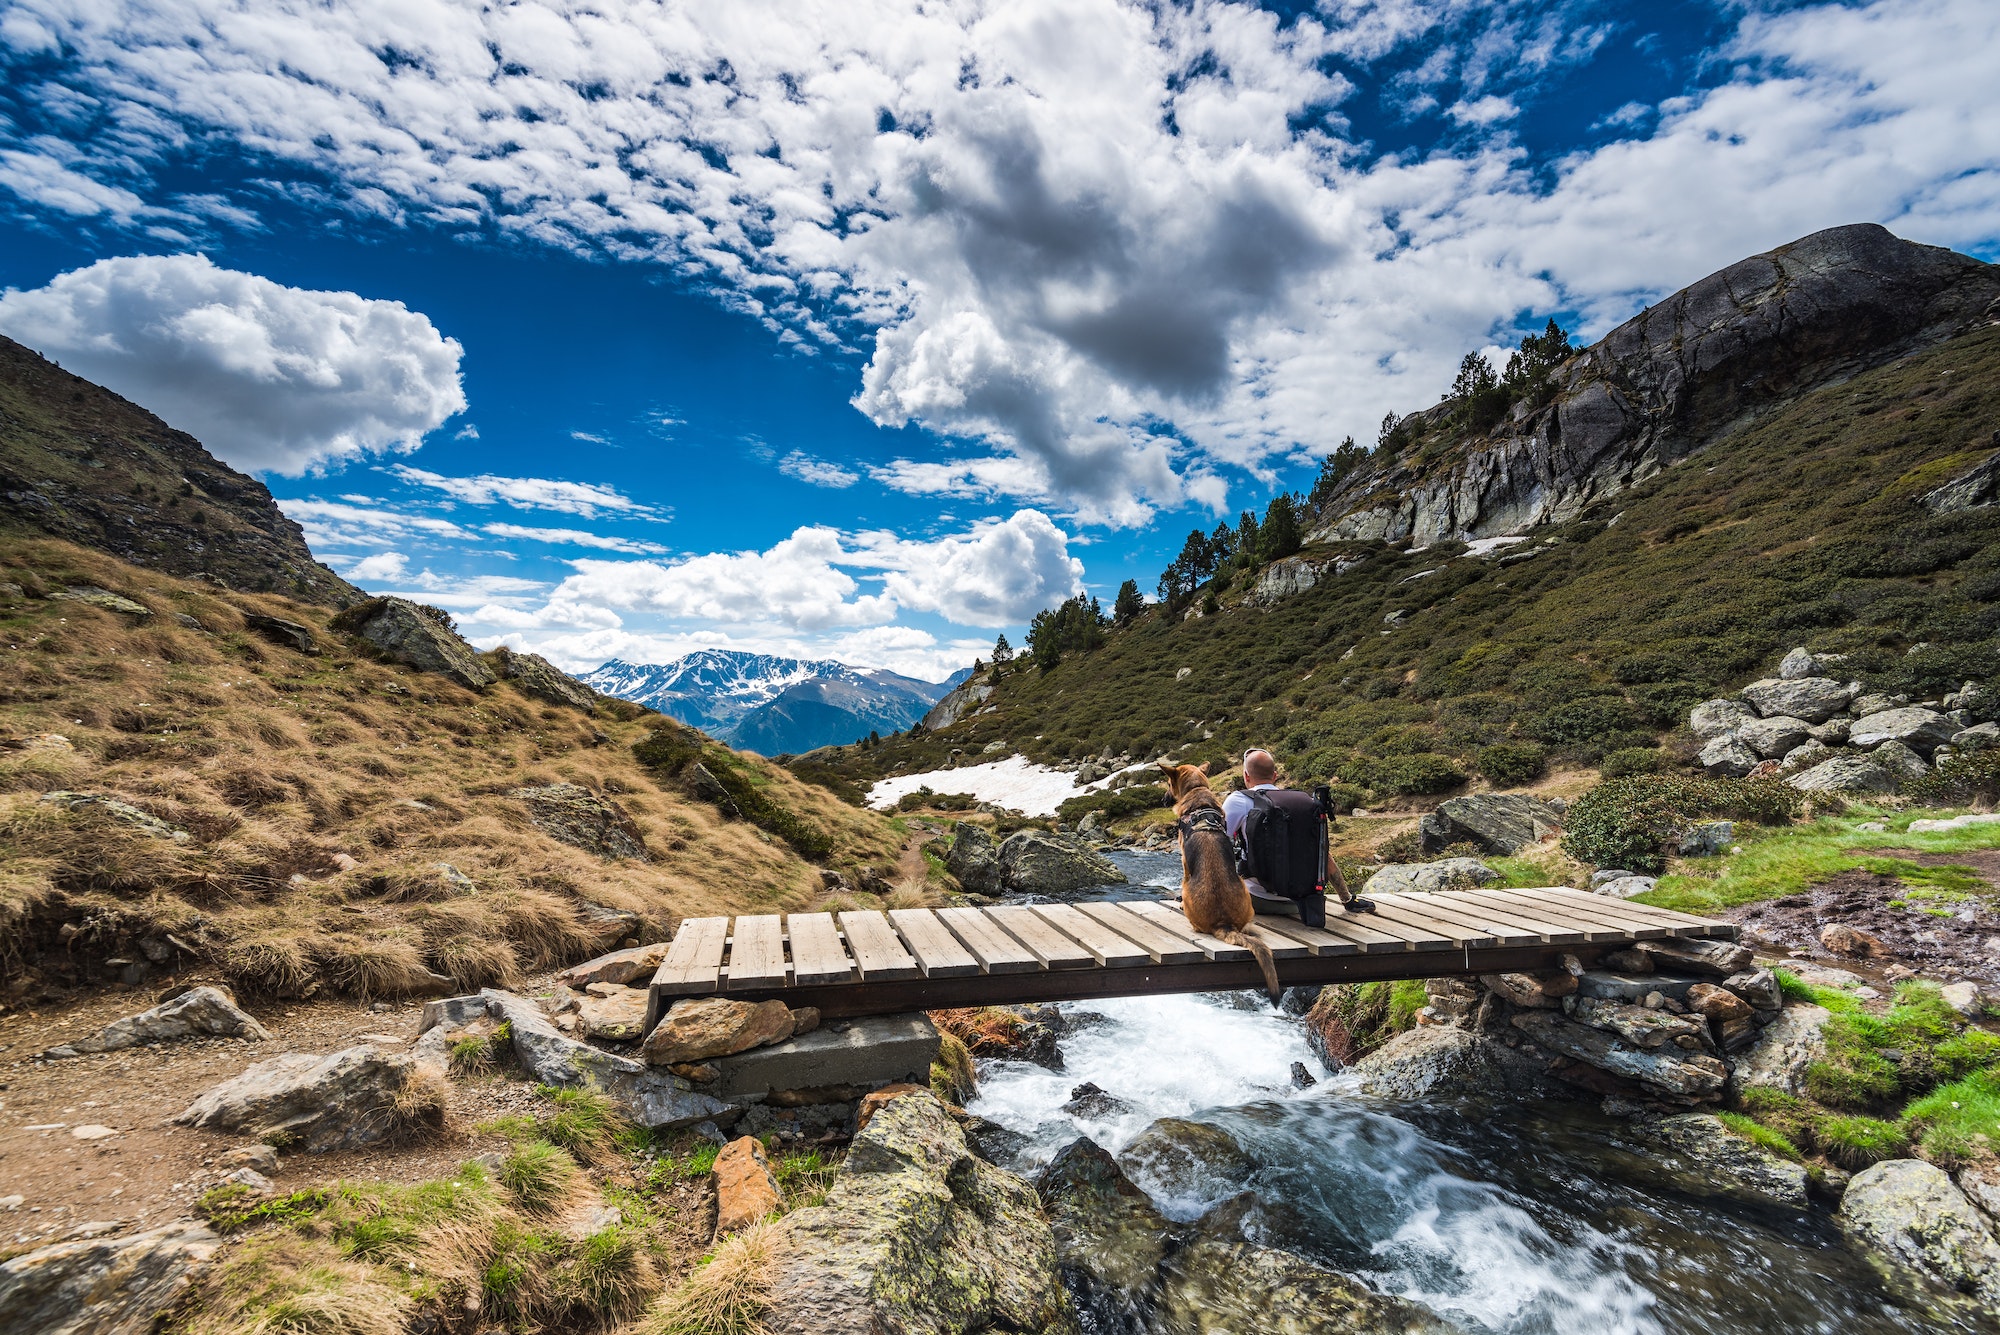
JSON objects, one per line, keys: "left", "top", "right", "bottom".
{"left": 1327, "top": 849, "right": 1376, "bottom": 913}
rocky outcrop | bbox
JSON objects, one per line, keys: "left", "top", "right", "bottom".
{"left": 920, "top": 674, "right": 993, "bottom": 731}
{"left": 762, "top": 1092, "right": 1076, "bottom": 1335}
{"left": 43, "top": 986, "right": 269, "bottom": 1058}
{"left": 1243, "top": 554, "right": 1364, "bottom": 607}
{"left": 511, "top": 782, "right": 649, "bottom": 860}
{"left": 0, "top": 1219, "right": 221, "bottom": 1335}
{"left": 1789, "top": 756, "right": 1896, "bottom": 794}
{"left": 1038, "top": 1136, "right": 1450, "bottom": 1335}
{"left": 997, "top": 830, "right": 1127, "bottom": 894}
{"left": 1728, "top": 1003, "right": 1830, "bottom": 1098}
{"left": 1922, "top": 448, "right": 2000, "bottom": 515}
{"left": 1842, "top": 1159, "right": 2000, "bottom": 1308}
{"left": 1418, "top": 792, "right": 1563, "bottom": 855}
{"left": 329, "top": 596, "right": 494, "bottom": 688}
{"left": 242, "top": 613, "right": 316, "bottom": 654}
{"left": 175, "top": 1043, "right": 430, "bottom": 1152}
{"left": 1365, "top": 858, "right": 1499, "bottom": 894}
{"left": 945, "top": 822, "right": 1003, "bottom": 895}
{"left": 0, "top": 335, "right": 360, "bottom": 605}
{"left": 493, "top": 646, "right": 598, "bottom": 710}
{"left": 1309, "top": 225, "right": 2000, "bottom": 546}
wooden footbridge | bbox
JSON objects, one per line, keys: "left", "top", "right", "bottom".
{"left": 645, "top": 887, "right": 1738, "bottom": 1024}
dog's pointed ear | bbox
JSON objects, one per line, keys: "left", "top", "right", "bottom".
{"left": 1155, "top": 760, "right": 1178, "bottom": 779}
{"left": 1196, "top": 761, "right": 1212, "bottom": 777}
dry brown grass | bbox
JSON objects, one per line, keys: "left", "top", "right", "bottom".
{"left": 640, "top": 1218, "right": 785, "bottom": 1335}
{"left": 0, "top": 538, "right": 904, "bottom": 1000}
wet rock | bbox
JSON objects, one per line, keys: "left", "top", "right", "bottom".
{"left": 420, "top": 990, "right": 729, "bottom": 1127}
{"left": 1698, "top": 735, "right": 1758, "bottom": 777}
{"left": 1690, "top": 698, "right": 1757, "bottom": 740}
{"left": 1636, "top": 1113, "right": 1809, "bottom": 1209}
{"left": 1842, "top": 1159, "right": 2000, "bottom": 1307}
{"left": 242, "top": 613, "right": 316, "bottom": 654}
{"left": 763, "top": 1092, "right": 1074, "bottom": 1335}
{"left": 1061, "top": 1081, "right": 1137, "bottom": 1120}
{"left": 1633, "top": 938, "right": 1754, "bottom": 977}
{"left": 0, "top": 1220, "right": 220, "bottom": 1335}
{"left": 1278, "top": 985, "right": 1322, "bottom": 1016}
{"left": 38, "top": 791, "right": 189, "bottom": 842}
{"left": 557, "top": 941, "right": 667, "bottom": 988}
{"left": 1509, "top": 1011, "right": 1727, "bottom": 1099}
{"left": 945, "top": 822, "right": 1003, "bottom": 895}
{"left": 1290, "top": 1061, "right": 1316, "bottom": 1089}
{"left": 997, "top": 829, "right": 1127, "bottom": 894}
{"left": 175, "top": 1043, "right": 427, "bottom": 1152}
{"left": 1365, "top": 857, "right": 1500, "bottom": 895}
{"left": 642, "top": 997, "right": 796, "bottom": 1066}
{"left": 575, "top": 985, "right": 650, "bottom": 1042}
{"left": 492, "top": 645, "right": 596, "bottom": 710}
{"left": 51, "top": 585, "right": 150, "bottom": 617}
{"left": 1788, "top": 755, "right": 1897, "bottom": 794}
{"left": 1120, "top": 1117, "right": 1260, "bottom": 1205}
{"left": 1849, "top": 707, "right": 1958, "bottom": 755}
{"left": 1351, "top": 1025, "right": 1504, "bottom": 1100}
{"left": 1738, "top": 716, "right": 1811, "bottom": 759}
{"left": 511, "top": 782, "right": 649, "bottom": 860}
{"left": 329, "top": 596, "right": 494, "bottom": 689}
{"left": 1039, "top": 1136, "right": 1174, "bottom": 1328}
{"left": 1417, "top": 793, "right": 1564, "bottom": 855}
{"left": 714, "top": 1135, "right": 783, "bottom": 1233}
{"left": 43, "top": 986, "right": 270, "bottom": 1058}
{"left": 1726, "top": 1004, "right": 1831, "bottom": 1098}
{"left": 1741, "top": 677, "right": 1856, "bottom": 724}
{"left": 1820, "top": 922, "right": 1891, "bottom": 958}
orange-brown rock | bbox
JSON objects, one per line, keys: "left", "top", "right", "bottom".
{"left": 1819, "top": 923, "right": 1890, "bottom": 958}
{"left": 641, "top": 997, "right": 795, "bottom": 1066}
{"left": 1686, "top": 982, "right": 1754, "bottom": 1022}
{"left": 855, "top": 1082, "right": 926, "bottom": 1133}
{"left": 713, "top": 1135, "right": 782, "bottom": 1233}
{"left": 790, "top": 1005, "right": 821, "bottom": 1036}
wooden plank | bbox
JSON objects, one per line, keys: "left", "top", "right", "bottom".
{"left": 987, "top": 906, "right": 1097, "bottom": 970}
{"left": 1029, "top": 903, "right": 1154, "bottom": 968}
{"left": 1473, "top": 888, "right": 1673, "bottom": 941}
{"left": 1074, "top": 901, "right": 1207, "bottom": 965}
{"left": 887, "top": 908, "right": 983, "bottom": 978}
{"left": 1434, "top": 891, "right": 1610, "bottom": 944}
{"left": 1121, "top": 899, "right": 1252, "bottom": 961}
{"left": 653, "top": 915, "right": 729, "bottom": 995}
{"left": 935, "top": 907, "right": 1043, "bottom": 974}
{"left": 1358, "top": 897, "right": 1487, "bottom": 948}
{"left": 1248, "top": 915, "right": 1364, "bottom": 957}
{"left": 725, "top": 914, "right": 789, "bottom": 990}
{"left": 1531, "top": 887, "right": 1737, "bottom": 935}
{"left": 836, "top": 911, "right": 922, "bottom": 981}
{"left": 786, "top": 913, "right": 856, "bottom": 985}
{"left": 1373, "top": 894, "right": 1543, "bottom": 947}
{"left": 1294, "top": 909, "right": 1426, "bottom": 953}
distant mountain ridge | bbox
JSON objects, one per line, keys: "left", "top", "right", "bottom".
{"left": 582, "top": 649, "right": 969, "bottom": 754}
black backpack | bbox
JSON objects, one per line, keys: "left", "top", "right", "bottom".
{"left": 1235, "top": 788, "right": 1330, "bottom": 915}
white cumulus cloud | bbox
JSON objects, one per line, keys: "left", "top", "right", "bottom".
{"left": 0, "top": 253, "right": 466, "bottom": 474}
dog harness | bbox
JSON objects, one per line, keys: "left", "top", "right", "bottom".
{"left": 1176, "top": 806, "right": 1230, "bottom": 839}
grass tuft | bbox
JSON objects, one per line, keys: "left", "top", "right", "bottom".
{"left": 643, "top": 1218, "right": 783, "bottom": 1335}
{"left": 497, "top": 1140, "right": 581, "bottom": 1215}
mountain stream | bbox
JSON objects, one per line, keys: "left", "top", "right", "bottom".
{"left": 967, "top": 848, "right": 1977, "bottom": 1334}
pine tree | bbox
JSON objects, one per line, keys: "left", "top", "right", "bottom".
{"left": 1113, "top": 579, "right": 1143, "bottom": 622}
{"left": 1308, "top": 435, "right": 1367, "bottom": 511}
{"left": 1259, "top": 493, "right": 1303, "bottom": 561}
{"left": 992, "top": 633, "right": 1013, "bottom": 663}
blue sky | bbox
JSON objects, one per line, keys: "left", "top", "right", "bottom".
{"left": 1, "top": 0, "right": 1994, "bottom": 680}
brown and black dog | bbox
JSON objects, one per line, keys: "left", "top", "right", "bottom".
{"left": 1157, "top": 761, "right": 1281, "bottom": 1004}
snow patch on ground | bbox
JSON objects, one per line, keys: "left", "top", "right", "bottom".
{"left": 1464, "top": 535, "right": 1530, "bottom": 557}
{"left": 866, "top": 755, "right": 1114, "bottom": 817}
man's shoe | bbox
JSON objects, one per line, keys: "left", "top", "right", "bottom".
{"left": 1342, "top": 896, "right": 1378, "bottom": 914}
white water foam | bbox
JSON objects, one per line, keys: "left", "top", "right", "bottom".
{"left": 865, "top": 754, "right": 1113, "bottom": 817}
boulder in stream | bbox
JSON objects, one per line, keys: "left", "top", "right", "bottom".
{"left": 1842, "top": 1159, "right": 2000, "bottom": 1310}
{"left": 997, "top": 830, "right": 1127, "bottom": 894}
{"left": 1633, "top": 1113, "right": 1809, "bottom": 1209}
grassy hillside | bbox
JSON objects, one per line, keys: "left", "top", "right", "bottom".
{"left": 0, "top": 539, "right": 903, "bottom": 1005}
{"left": 830, "top": 325, "right": 2000, "bottom": 799}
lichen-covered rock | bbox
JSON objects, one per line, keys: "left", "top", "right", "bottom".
{"left": 242, "top": 613, "right": 316, "bottom": 654}
{"left": 1789, "top": 755, "right": 1897, "bottom": 794}
{"left": 1849, "top": 707, "right": 1958, "bottom": 754}
{"left": 43, "top": 986, "right": 270, "bottom": 1058}
{"left": 493, "top": 646, "right": 597, "bottom": 710}
{"left": 1689, "top": 698, "right": 1757, "bottom": 740}
{"left": 51, "top": 585, "right": 151, "bottom": 617}
{"left": 1728, "top": 1004, "right": 1831, "bottom": 1098}
{"left": 557, "top": 941, "right": 667, "bottom": 988}
{"left": 1740, "top": 677, "right": 1856, "bottom": 724}
{"left": 1872, "top": 738, "right": 1933, "bottom": 781}
{"left": 642, "top": 997, "right": 795, "bottom": 1066}
{"left": 714, "top": 1135, "right": 783, "bottom": 1233}
{"left": 1842, "top": 1159, "right": 2000, "bottom": 1307}
{"left": 1417, "top": 793, "right": 1563, "bottom": 854}
{"left": 329, "top": 596, "right": 494, "bottom": 688}
{"left": 1698, "top": 734, "right": 1758, "bottom": 777}
{"left": 1350, "top": 1025, "right": 1503, "bottom": 1101}
{"left": 38, "top": 791, "right": 189, "bottom": 842}
{"left": 1364, "top": 858, "right": 1499, "bottom": 895}
{"left": 511, "top": 782, "right": 648, "bottom": 860}
{"left": 1635, "top": 1113, "right": 1808, "bottom": 1209}
{"left": 997, "top": 830, "right": 1127, "bottom": 894}
{"left": 763, "top": 1092, "right": 1077, "bottom": 1335}
{"left": 1737, "top": 715, "right": 1811, "bottom": 759}
{"left": 945, "top": 822, "right": 1003, "bottom": 895}
{"left": 174, "top": 1044, "right": 424, "bottom": 1152}
{"left": 575, "top": 985, "right": 650, "bottom": 1042}
{"left": 1632, "top": 937, "right": 1753, "bottom": 977}
{"left": 1509, "top": 1011, "right": 1727, "bottom": 1099}
{"left": 0, "top": 1220, "right": 219, "bottom": 1335}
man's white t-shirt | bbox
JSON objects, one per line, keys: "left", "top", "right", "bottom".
{"left": 1220, "top": 784, "right": 1287, "bottom": 900}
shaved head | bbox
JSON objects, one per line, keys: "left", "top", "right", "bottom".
{"left": 1243, "top": 749, "right": 1277, "bottom": 783}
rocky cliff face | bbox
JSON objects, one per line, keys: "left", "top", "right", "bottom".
{"left": 0, "top": 335, "right": 358, "bottom": 605}
{"left": 1313, "top": 224, "right": 2000, "bottom": 545}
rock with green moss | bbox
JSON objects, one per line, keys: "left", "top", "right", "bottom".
{"left": 0, "top": 1219, "right": 219, "bottom": 1335}
{"left": 1634, "top": 1113, "right": 1808, "bottom": 1209}
{"left": 763, "top": 1091, "right": 1078, "bottom": 1334}
{"left": 1842, "top": 1158, "right": 2000, "bottom": 1310}
{"left": 1728, "top": 1003, "right": 1831, "bottom": 1098}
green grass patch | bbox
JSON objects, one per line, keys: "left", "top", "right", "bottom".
{"left": 1716, "top": 1111, "right": 1803, "bottom": 1161}
{"left": 1903, "top": 1068, "right": 2000, "bottom": 1167}
{"left": 195, "top": 1185, "right": 332, "bottom": 1233}
{"left": 1816, "top": 1114, "right": 1911, "bottom": 1169}
{"left": 498, "top": 1140, "right": 580, "bottom": 1214}
{"left": 1640, "top": 814, "right": 2000, "bottom": 916}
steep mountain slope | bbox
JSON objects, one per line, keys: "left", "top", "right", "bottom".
{"left": 0, "top": 335, "right": 359, "bottom": 606}
{"left": 825, "top": 227, "right": 2000, "bottom": 796}
{"left": 584, "top": 650, "right": 964, "bottom": 753}
{"left": 0, "top": 539, "right": 901, "bottom": 1004}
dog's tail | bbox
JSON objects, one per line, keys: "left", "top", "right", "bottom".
{"left": 1214, "top": 925, "right": 1282, "bottom": 1005}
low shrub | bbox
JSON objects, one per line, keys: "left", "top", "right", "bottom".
{"left": 1475, "top": 742, "right": 1545, "bottom": 787}
{"left": 1600, "top": 747, "right": 1667, "bottom": 779}
{"left": 1561, "top": 773, "right": 1805, "bottom": 872}
{"left": 1363, "top": 752, "right": 1467, "bottom": 796}
{"left": 1055, "top": 784, "right": 1169, "bottom": 824}
{"left": 895, "top": 787, "right": 979, "bottom": 813}
{"left": 1905, "top": 749, "right": 2000, "bottom": 805}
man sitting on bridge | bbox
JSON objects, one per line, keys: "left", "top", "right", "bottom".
{"left": 1222, "top": 748, "right": 1376, "bottom": 928}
